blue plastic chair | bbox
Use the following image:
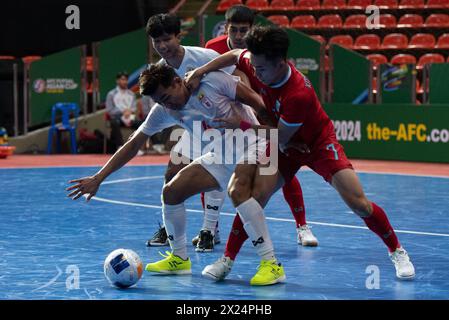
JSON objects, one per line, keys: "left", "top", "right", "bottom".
{"left": 47, "top": 103, "right": 80, "bottom": 154}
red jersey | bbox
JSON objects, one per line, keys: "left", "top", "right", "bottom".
{"left": 205, "top": 35, "right": 232, "bottom": 54}
{"left": 237, "top": 50, "right": 335, "bottom": 149}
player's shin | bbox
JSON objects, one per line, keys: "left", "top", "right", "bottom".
{"left": 202, "top": 190, "right": 226, "bottom": 234}
{"left": 236, "top": 198, "right": 276, "bottom": 261}
{"left": 163, "top": 202, "right": 188, "bottom": 260}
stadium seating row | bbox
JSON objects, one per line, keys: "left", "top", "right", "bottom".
{"left": 312, "top": 32, "right": 449, "bottom": 49}
{"left": 218, "top": 0, "right": 449, "bottom": 12}
{"left": 267, "top": 13, "right": 449, "bottom": 28}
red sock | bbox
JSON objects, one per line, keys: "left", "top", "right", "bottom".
{"left": 200, "top": 192, "right": 205, "bottom": 209}
{"left": 282, "top": 176, "right": 306, "bottom": 227}
{"left": 362, "top": 202, "right": 400, "bottom": 252}
{"left": 224, "top": 214, "right": 248, "bottom": 261}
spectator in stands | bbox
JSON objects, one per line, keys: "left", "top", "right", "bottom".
{"left": 105, "top": 71, "right": 140, "bottom": 150}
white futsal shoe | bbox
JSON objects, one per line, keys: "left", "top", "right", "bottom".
{"left": 297, "top": 225, "right": 319, "bottom": 247}
{"left": 202, "top": 256, "right": 234, "bottom": 281}
{"left": 389, "top": 247, "right": 415, "bottom": 280}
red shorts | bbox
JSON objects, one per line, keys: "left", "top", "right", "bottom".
{"left": 278, "top": 138, "right": 353, "bottom": 184}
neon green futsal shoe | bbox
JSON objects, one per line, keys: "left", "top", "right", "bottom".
{"left": 250, "top": 259, "right": 286, "bottom": 286}
{"left": 145, "top": 251, "right": 192, "bottom": 275}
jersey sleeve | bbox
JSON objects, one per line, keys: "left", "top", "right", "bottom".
{"left": 279, "top": 90, "right": 314, "bottom": 128}
{"left": 202, "top": 71, "right": 239, "bottom": 101}
{"left": 236, "top": 50, "right": 253, "bottom": 75}
{"left": 200, "top": 48, "right": 236, "bottom": 75}
{"left": 136, "top": 103, "right": 175, "bottom": 137}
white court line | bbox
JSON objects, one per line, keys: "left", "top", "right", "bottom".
{"left": 3, "top": 164, "right": 449, "bottom": 179}
{"left": 91, "top": 195, "right": 449, "bottom": 238}
{"left": 102, "top": 176, "right": 164, "bottom": 185}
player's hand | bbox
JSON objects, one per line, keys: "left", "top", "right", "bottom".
{"left": 66, "top": 176, "right": 101, "bottom": 202}
{"left": 213, "top": 102, "right": 244, "bottom": 129}
{"left": 280, "top": 141, "right": 310, "bottom": 155}
{"left": 184, "top": 69, "right": 202, "bottom": 92}
{"left": 123, "top": 109, "right": 132, "bottom": 117}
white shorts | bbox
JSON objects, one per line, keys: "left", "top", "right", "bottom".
{"left": 192, "top": 129, "right": 267, "bottom": 191}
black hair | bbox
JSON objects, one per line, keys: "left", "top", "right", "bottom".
{"left": 244, "top": 25, "right": 289, "bottom": 61}
{"left": 225, "top": 5, "right": 255, "bottom": 25}
{"left": 139, "top": 63, "right": 177, "bottom": 96}
{"left": 145, "top": 13, "right": 181, "bottom": 38}
{"left": 116, "top": 71, "right": 129, "bottom": 79}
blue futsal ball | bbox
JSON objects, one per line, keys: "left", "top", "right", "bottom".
{"left": 104, "top": 249, "right": 143, "bottom": 288}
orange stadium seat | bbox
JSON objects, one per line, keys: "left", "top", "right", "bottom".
{"left": 408, "top": 33, "right": 436, "bottom": 48}
{"left": 0, "top": 56, "right": 15, "bottom": 60}
{"left": 318, "top": 14, "right": 343, "bottom": 28}
{"left": 321, "top": 0, "right": 347, "bottom": 9}
{"left": 22, "top": 56, "right": 42, "bottom": 64}
{"left": 291, "top": 15, "right": 317, "bottom": 28}
{"left": 328, "top": 35, "right": 354, "bottom": 48}
{"left": 436, "top": 33, "right": 449, "bottom": 48}
{"left": 344, "top": 14, "right": 367, "bottom": 28}
{"left": 397, "top": 14, "right": 424, "bottom": 27}
{"left": 390, "top": 53, "right": 417, "bottom": 64}
{"left": 399, "top": 0, "right": 425, "bottom": 8}
{"left": 417, "top": 53, "right": 445, "bottom": 69}
{"left": 310, "top": 34, "right": 326, "bottom": 43}
{"left": 216, "top": 0, "right": 243, "bottom": 11}
{"left": 347, "top": 0, "right": 372, "bottom": 9}
{"left": 270, "top": 0, "right": 296, "bottom": 10}
{"left": 374, "top": 0, "right": 399, "bottom": 8}
{"left": 426, "top": 0, "right": 449, "bottom": 8}
{"left": 381, "top": 33, "right": 409, "bottom": 49}
{"left": 366, "top": 53, "right": 388, "bottom": 68}
{"left": 295, "top": 0, "right": 321, "bottom": 10}
{"left": 379, "top": 14, "right": 397, "bottom": 28}
{"left": 354, "top": 34, "right": 382, "bottom": 49}
{"left": 425, "top": 14, "right": 449, "bottom": 27}
{"left": 267, "top": 15, "right": 290, "bottom": 27}
{"left": 246, "top": 0, "right": 270, "bottom": 10}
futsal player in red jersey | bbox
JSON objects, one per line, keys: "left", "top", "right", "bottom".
{"left": 186, "top": 25, "right": 415, "bottom": 284}
{"left": 205, "top": 5, "right": 319, "bottom": 247}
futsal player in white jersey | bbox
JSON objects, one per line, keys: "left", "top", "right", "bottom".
{"left": 66, "top": 62, "right": 284, "bottom": 283}
{"left": 138, "top": 62, "right": 284, "bottom": 280}
{"left": 144, "top": 13, "right": 250, "bottom": 251}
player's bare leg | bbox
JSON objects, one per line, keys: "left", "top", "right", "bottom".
{"left": 331, "top": 168, "right": 415, "bottom": 280}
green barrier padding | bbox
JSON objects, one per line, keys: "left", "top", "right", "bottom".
{"left": 324, "top": 103, "right": 449, "bottom": 163}
{"left": 331, "top": 45, "right": 370, "bottom": 104}
{"left": 29, "top": 47, "right": 81, "bottom": 126}
{"left": 429, "top": 63, "right": 449, "bottom": 104}
{"left": 378, "top": 63, "right": 416, "bottom": 104}
{"left": 98, "top": 28, "right": 147, "bottom": 101}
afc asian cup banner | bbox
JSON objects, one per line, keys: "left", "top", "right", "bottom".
{"left": 325, "top": 103, "right": 449, "bottom": 163}
{"left": 29, "top": 47, "right": 81, "bottom": 126}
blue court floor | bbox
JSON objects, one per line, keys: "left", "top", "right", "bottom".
{"left": 1, "top": 165, "right": 448, "bottom": 300}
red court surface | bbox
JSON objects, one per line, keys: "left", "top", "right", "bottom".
{"left": 1, "top": 154, "right": 448, "bottom": 177}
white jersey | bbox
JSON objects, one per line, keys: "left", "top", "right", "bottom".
{"left": 164, "top": 45, "right": 236, "bottom": 77}
{"left": 138, "top": 71, "right": 258, "bottom": 140}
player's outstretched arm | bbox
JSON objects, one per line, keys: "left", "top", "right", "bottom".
{"left": 66, "top": 130, "right": 149, "bottom": 201}
{"left": 185, "top": 49, "right": 243, "bottom": 92}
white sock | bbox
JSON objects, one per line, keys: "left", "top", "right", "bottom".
{"left": 202, "top": 190, "right": 226, "bottom": 234}
{"left": 162, "top": 203, "right": 188, "bottom": 260}
{"left": 236, "top": 198, "right": 276, "bottom": 261}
